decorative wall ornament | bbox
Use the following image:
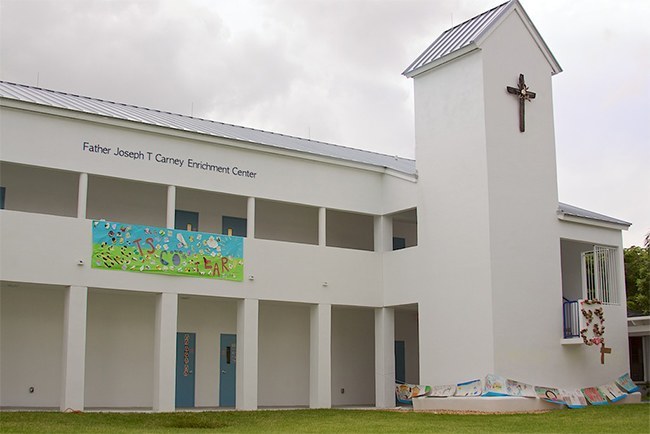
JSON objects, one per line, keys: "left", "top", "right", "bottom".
{"left": 506, "top": 73, "right": 536, "bottom": 132}
{"left": 579, "top": 299, "right": 612, "bottom": 364}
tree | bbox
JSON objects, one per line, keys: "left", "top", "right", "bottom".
{"left": 624, "top": 233, "right": 650, "bottom": 315}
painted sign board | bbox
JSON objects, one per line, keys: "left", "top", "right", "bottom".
{"left": 92, "top": 220, "right": 244, "bottom": 281}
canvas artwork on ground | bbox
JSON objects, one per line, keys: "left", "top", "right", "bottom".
{"left": 92, "top": 220, "right": 244, "bottom": 281}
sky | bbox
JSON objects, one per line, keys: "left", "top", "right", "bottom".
{"left": 1, "top": 0, "right": 648, "bottom": 247}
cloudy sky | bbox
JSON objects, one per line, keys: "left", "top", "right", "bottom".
{"left": 1, "top": 0, "right": 648, "bottom": 246}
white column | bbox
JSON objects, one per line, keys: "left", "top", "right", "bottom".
{"left": 374, "top": 215, "right": 393, "bottom": 253}
{"left": 77, "top": 173, "right": 88, "bottom": 219}
{"left": 153, "top": 292, "right": 178, "bottom": 412}
{"left": 318, "top": 207, "right": 326, "bottom": 247}
{"left": 236, "top": 298, "right": 259, "bottom": 410}
{"left": 166, "top": 185, "right": 176, "bottom": 229}
{"left": 374, "top": 307, "right": 395, "bottom": 408}
{"left": 247, "top": 197, "right": 255, "bottom": 238}
{"left": 310, "top": 303, "right": 331, "bottom": 408}
{"left": 60, "top": 286, "right": 88, "bottom": 411}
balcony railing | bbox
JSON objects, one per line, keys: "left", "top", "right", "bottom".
{"left": 562, "top": 299, "right": 580, "bottom": 338}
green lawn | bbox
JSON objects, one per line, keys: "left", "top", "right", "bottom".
{"left": 1, "top": 405, "right": 649, "bottom": 433}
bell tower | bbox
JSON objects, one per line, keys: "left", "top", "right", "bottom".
{"left": 403, "top": 0, "right": 567, "bottom": 385}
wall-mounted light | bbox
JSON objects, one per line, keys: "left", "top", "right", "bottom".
{"left": 322, "top": 281, "right": 328, "bottom": 287}
{"left": 77, "top": 259, "right": 84, "bottom": 266}
{"left": 249, "top": 275, "right": 255, "bottom": 281}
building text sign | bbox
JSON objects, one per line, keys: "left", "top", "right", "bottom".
{"left": 92, "top": 220, "right": 244, "bottom": 281}
{"left": 82, "top": 141, "right": 258, "bottom": 179}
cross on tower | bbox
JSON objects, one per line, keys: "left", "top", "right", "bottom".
{"left": 506, "top": 74, "right": 536, "bottom": 132}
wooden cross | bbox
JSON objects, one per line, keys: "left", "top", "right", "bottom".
{"left": 600, "top": 344, "right": 612, "bottom": 364}
{"left": 506, "top": 74, "right": 536, "bottom": 132}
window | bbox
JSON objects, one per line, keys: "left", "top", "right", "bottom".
{"left": 581, "top": 245, "right": 618, "bottom": 304}
{"left": 0, "top": 186, "right": 5, "bottom": 209}
{"left": 222, "top": 216, "right": 247, "bottom": 237}
{"left": 175, "top": 210, "right": 199, "bottom": 231}
{"left": 393, "top": 237, "right": 406, "bottom": 251}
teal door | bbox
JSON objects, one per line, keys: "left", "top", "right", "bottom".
{"left": 176, "top": 210, "right": 199, "bottom": 231}
{"left": 219, "top": 334, "right": 237, "bottom": 407}
{"left": 222, "top": 216, "right": 247, "bottom": 237}
{"left": 176, "top": 332, "right": 196, "bottom": 408}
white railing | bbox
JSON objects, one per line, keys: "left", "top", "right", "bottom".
{"left": 581, "top": 246, "right": 618, "bottom": 305}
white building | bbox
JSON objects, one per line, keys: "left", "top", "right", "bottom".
{"left": 0, "top": 0, "right": 632, "bottom": 411}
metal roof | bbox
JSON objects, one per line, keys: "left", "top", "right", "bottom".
{"left": 558, "top": 202, "right": 631, "bottom": 227}
{"left": 403, "top": 0, "right": 561, "bottom": 77}
{"left": 0, "top": 80, "right": 416, "bottom": 176}
{"left": 403, "top": 1, "right": 510, "bottom": 77}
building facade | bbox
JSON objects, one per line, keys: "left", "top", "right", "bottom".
{"left": 0, "top": 0, "right": 632, "bottom": 411}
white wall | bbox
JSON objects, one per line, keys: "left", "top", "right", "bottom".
{"left": 87, "top": 175, "right": 167, "bottom": 227}
{"left": 258, "top": 302, "right": 310, "bottom": 407}
{"left": 177, "top": 296, "right": 237, "bottom": 407}
{"left": 560, "top": 239, "right": 592, "bottom": 301}
{"left": 331, "top": 307, "right": 375, "bottom": 405}
{"left": 0, "top": 162, "right": 78, "bottom": 217}
{"left": 176, "top": 188, "right": 247, "bottom": 234}
{"left": 480, "top": 10, "right": 564, "bottom": 385}
{"left": 255, "top": 200, "right": 318, "bottom": 245}
{"left": 409, "top": 48, "right": 497, "bottom": 385}
{"left": 326, "top": 210, "right": 374, "bottom": 251}
{"left": 0, "top": 106, "right": 393, "bottom": 215}
{"left": 84, "top": 289, "right": 155, "bottom": 408}
{"left": 0, "top": 284, "right": 64, "bottom": 407}
{"left": 0, "top": 211, "right": 383, "bottom": 307}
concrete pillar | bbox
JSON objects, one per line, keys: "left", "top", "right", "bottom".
{"left": 318, "top": 207, "right": 326, "bottom": 247}
{"left": 166, "top": 185, "right": 176, "bottom": 229}
{"left": 77, "top": 173, "right": 88, "bottom": 219}
{"left": 247, "top": 197, "right": 255, "bottom": 238}
{"left": 374, "top": 307, "right": 395, "bottom": 408}
{"left": 374, "top": 215, "right": 393, "bottom": 253}
{"left": 310, "top": 303, "right": 332, "bottom": 408}
{"left": 153, "top": 292, "right": 178, "bottom": 412}
{"left": 236, "top": 298, "right": 259, "bottom": 410}
{"left": 60, "top": 286, "right": 88, "bottom": 411}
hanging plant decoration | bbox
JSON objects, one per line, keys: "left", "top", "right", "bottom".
{"left": 579, "top": 299, "right": 611, "bottom": 364}
{"left": 580, "top": 299, "right": 605, "bottom": 346}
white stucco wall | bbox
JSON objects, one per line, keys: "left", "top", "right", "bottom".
{"left": 480, "top": 9, "right": 565, "bottom": 385}
{"left": 0, "top": 162, "right": 78, "bottom": 217}
{"left": 409, "top": 48, "right": 496, "bottom": 385}
{"left": 0, "top": 284, "right": 64, "bottom": 407}
{"left": 84, "top": 290, "right": 155, "bottom": 408}
{"left": 175, "top": 188, "right": 247, "bottom": 235}
{"left": 331, "top": 307, "right": 375, "bottom": 405}
{"left": 87, "top": 175, "right": 167, "bottom": 227}
{"left": 258, "top": 302, "right": 310, "bottom": 407}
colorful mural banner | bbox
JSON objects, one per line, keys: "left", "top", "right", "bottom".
{"left": 92, "top": 220, "right": 244, "bottom": 281}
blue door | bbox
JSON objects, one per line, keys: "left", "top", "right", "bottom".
{"left": 219, "top": 334, "right": 237, "bottom": 407}
{"left": 176, "top": 332, "right": 196, "bottom": 408}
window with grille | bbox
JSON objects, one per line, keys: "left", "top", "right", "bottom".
{"left": 581, "top": 246, "right": 619, "bottom": 305}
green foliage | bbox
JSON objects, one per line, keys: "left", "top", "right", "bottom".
{"left": 1, "top": 406, "right": 649, "bottom": 433}
{"left": 624, "top": 242, "right": 650, "bottom": 315}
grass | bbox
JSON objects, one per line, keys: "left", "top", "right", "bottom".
{"left": 1, "top": 405, "right": 649, "bottom": 433}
